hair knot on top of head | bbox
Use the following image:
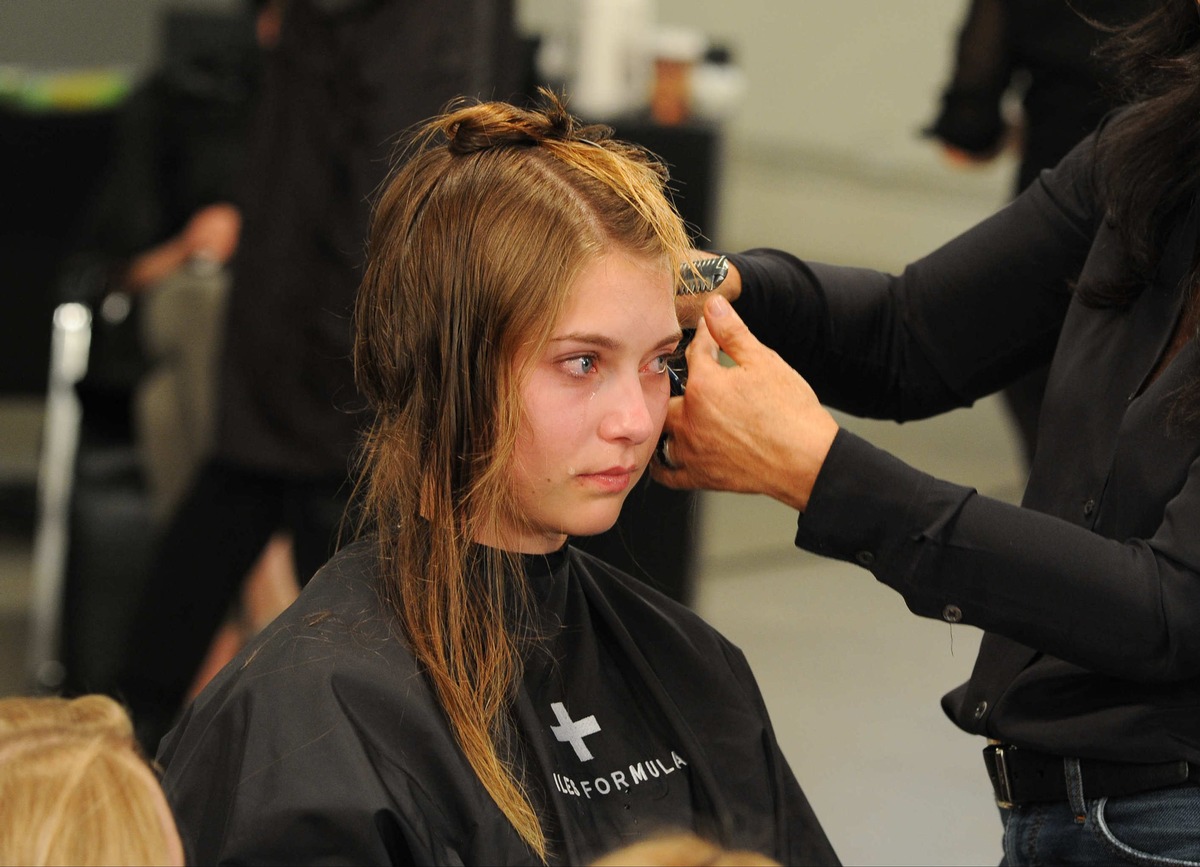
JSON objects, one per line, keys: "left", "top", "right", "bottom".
{"left": 442, "top": 89, "right": 616, "bottom": 156}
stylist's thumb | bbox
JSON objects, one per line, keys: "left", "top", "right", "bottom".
{"left": 701, "top": 294, "right": 761, "bottom": 366}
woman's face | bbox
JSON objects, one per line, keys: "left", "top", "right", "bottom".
{"left": 501, "top": 250, "right": 681, "bottom": 553}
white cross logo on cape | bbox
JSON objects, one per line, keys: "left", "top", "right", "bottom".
{"left": 549, "top": 701, "right": 600, "bottom": 761}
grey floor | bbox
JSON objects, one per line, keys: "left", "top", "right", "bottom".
{"left": 693, "top": 404, "right": 1020, "bottom": 866}
{"left": 0, "top": 147, "right": 1022, "bottom": 866}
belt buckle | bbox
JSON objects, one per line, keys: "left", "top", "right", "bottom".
{"left": 990, "top": 744, "right": 1015, "bottom": 808}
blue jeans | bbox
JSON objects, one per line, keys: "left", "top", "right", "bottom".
{"left": 999, "top": 763, "right": 1200, "bottom": 866}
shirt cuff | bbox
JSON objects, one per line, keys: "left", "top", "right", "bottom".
{"left": 794, "top": 428, "right": 976, "bottom": 614}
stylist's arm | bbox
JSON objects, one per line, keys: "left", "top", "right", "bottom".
{"left": 652, "top": 294, "right": 840, "bottom": 513}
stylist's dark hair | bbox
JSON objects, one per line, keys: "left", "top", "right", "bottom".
{"left": 1092, "top": 0, "right": 1200, "bottom": 287}
{"left": 1089, "top": 0, "right": 1200, "bottom": 420}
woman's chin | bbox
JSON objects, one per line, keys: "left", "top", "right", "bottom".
{"left": 562, "top": 509, "right": 623, "bottom": 541}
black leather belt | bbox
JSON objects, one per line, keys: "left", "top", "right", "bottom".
{"left": 983, "top": 744, "right": 1194, "bottom": 806}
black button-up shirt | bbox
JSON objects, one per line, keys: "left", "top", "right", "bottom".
{"left": 728, "top": 127, "right": 1200, "bottom": 765}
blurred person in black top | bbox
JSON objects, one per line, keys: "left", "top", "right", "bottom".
{"left": 925, "top": 0, "right": 1154, "bottom": 467}
{"left": 655, "top": 2, "right": 1200, "bottom": 864}
{"left": 114, "top": 0, "right": 526, "bottom": 753}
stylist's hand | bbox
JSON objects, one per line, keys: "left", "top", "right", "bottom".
{"left": 180, "top": 203, "right": 242, "bottom": 265}
{"left": 652, "top": 295, "right": 839, "bottom": 513}
{"left": 122, "top": 203, "right": 242, "bottom": 292}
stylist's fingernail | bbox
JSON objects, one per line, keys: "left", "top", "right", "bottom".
{"left": 708, "top": 295, "right": 730, "bottom": 317}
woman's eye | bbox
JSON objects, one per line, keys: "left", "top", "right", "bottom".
{"left": 563, "top": 355, "right": 597, "bottom": 377}
{"left": 646, "top": 354, "right": 671, "bottom": 375}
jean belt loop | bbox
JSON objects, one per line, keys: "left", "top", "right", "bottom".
{"left": 1064, "top": 757, "right": 1086, "bottom": 823}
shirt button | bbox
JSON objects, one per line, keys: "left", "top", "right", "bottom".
{"left": 855, "top": 550, "right": 875, "bottom": 567}
{"left": 942, "top": 604, "right": 963, "bottom": 623}
{"left": 974, "top": 700, "right": 988, "bottom": 720}
{"left": 1083, "top": 498, "right": 1096, "bottom": 517}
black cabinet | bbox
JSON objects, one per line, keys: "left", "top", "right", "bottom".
{"left": 0, "top": 106, "right": 118, "bottom": 395}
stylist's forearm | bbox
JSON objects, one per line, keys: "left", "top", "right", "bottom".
{"left": 762, "top": 414, "right": 838, "bottom": 513}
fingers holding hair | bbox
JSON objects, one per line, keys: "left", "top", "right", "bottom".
{"left": 651, "top": 295, "right": 838, "bottom": 512}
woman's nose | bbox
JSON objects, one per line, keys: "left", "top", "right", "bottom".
{"left": 597, "top": 373, "right": 658, "bottom": 444}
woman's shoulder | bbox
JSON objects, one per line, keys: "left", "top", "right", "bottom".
{"left": 238, "top": 537, "right": 406, "bottom": 676}
{"left": 565, "top": 545, "right": 750, "bottom": 672}
{"left": 160, "top": 539, "right": 524, "bottom": 865}
{"left": 160, "top": 538, "right": 434, "bottom": 770}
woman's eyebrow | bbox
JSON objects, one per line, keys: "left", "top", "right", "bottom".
{"left": 551, "top": 329, "right": 683, "bottom": 349}
{"left": 550, "top": 332, "right": 620, "bottom": 349}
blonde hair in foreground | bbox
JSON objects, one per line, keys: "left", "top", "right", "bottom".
{"left": 590, "top": 831, "right": 782, "bottom": 866}
{"left": 353, "top": 89, "right": 690, "bottom": 861}
{"left": 0, "top": 694, "right": 182, "bottom": 866}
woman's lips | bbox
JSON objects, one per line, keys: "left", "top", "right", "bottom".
{"left": 578, "top": 466, "right": 638, "bottom": 493}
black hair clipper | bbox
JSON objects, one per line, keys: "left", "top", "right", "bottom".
{"left": 668, "top": 255, "right": 727, "bottom": 395}
{"left": 666, "top": 331, "right": 692, "bottom": 397}
{"left": 679, "top": 255, "right": 729, "bottom": 296}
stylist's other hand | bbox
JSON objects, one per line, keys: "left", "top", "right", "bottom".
{"left": 181, "top": 203, "right": 242, "bottom": 265}
{"left": 122, "top": 203, "right": 242, "bottom": 292}
{"left": 652, "top": 295, "right": 838, "bottom": 513}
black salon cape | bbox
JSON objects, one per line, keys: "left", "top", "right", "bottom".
{"left": 159, "top": 539, "right": 838, "bottom": 866}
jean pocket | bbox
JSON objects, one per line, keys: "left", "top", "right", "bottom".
{"left": 1090, "top": 788, "right": 1200, "bottom": 866}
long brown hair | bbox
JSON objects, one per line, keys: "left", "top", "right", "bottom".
{"left": 1090, "top": 0, "right": 1200, "bottom": 297}
{"left": 353, "top": 90, "right": 690, "bottom": 859}
{"left": 1087, "top": 0, "right": 1200, "bottom": 420}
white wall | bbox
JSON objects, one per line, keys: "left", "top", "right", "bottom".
{"left": 0, "top": 0, "right": 238, "bottom": 73}
{"left": 660, "top": 1, "right": 957, "bottom": 155}
{"left": 519, "top": 0, "right": 1012, "bottom": 182}
{"left": 518, "top": 0, "right": 1017, "bottom": 264}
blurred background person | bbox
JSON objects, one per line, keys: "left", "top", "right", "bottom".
{"left": 59, "top": 0, "right": 292, "bottom": 707}
{"left": 0, "top": 693, "right": 184, "bottom": 867}
{"left": 112, "top": 0, "right": 527, "bottom": 753}
{"left": 76, "top": 0, "right": 267, "bottom": 522}
{"left": 923, "top": 0, "right": 1151, "bottom": 468}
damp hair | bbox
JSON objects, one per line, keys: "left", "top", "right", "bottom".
{"left": 352, "top": 89, "right": 690, "bottom": 860}
{"left": 0, "top": 694, "right": 182, "bottom": 866}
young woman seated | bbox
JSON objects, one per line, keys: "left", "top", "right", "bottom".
{"left": 157, "top": 92, "right": 839, "bottom": 867}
